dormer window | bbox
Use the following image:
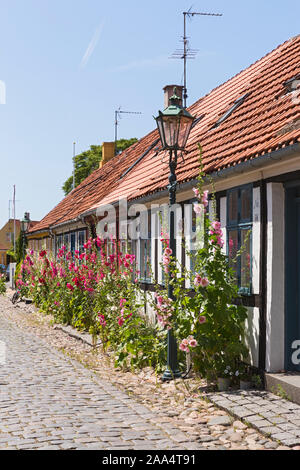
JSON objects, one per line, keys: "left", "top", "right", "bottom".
{"left": 211, "top": 93, "right": 250, "bottom": 129}
{"left": 191, "top": 114, "right": 205, "bottom": 129}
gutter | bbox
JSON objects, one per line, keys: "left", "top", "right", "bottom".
{"left": 126, "top": 142, "right": 300, "bottom": 205}
{"left": 27, "top": 228, "right": 51, "bottom": 237}
{"left": 50, "top": 216, "right": 87, "bottom": 231}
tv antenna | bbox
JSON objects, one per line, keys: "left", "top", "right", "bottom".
{"left": 114, "top": 108, "right": 142, "bottom": 150}
{"left": 170, "top": 7, "right": 223, "bottom": 108}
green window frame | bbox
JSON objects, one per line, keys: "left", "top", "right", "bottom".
{"left": 226, "top": 184, "right": 253, "bottom": 295}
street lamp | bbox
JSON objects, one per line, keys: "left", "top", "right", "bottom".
{"left": 155, "top": 88, "right": 195, "bottom": 380}
{"left": 21, "top": 213, "right": 30, "bottom": 259}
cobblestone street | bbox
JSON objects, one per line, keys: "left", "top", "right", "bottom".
{"left": 0, "top": 295, "right": 299, "bottom": 451}
{"left": 0, "top": 315, "right": 205, "bottom": 450}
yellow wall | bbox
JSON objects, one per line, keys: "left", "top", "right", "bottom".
{"left": 0, "top": 219, "right": 21, "bottom": 266}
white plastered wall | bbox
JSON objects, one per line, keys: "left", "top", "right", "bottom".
{"left": 265, "top": 182, "right": 285, "bottom": 372}
{"left": 245, "top": 307, "right": 260, "bottom": 368}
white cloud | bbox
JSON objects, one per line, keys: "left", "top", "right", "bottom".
{"left": 80, "top": 21, "right": 104, "bottom": 69}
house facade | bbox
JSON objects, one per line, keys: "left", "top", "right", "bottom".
{"left": 0, "top": 219, "right": 21, "bottom": 266}
{"left": 28, "top": 34, "right": 300, "bottom": 375}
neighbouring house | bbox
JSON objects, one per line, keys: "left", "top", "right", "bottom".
{"left": 28, "top": 34, "right": 300, "bottom": 376}
{"left": 0, "top": 219, "right": 21, "bottom": 266}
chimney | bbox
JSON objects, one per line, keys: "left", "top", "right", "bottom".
{"left": 99, "top": 142, "right": 115, "bottom": 169}
{"left": 163, "top": 85, "right": 183, "bottom": 109}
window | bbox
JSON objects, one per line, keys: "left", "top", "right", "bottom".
{"left": 183, "top": 198, "right": 205, "bottom": 277}
{"left": 78, "top": 231, "right": 85, "bottom": 253}
{"left": 64, "top": 234, "right": 70, "bottom": 251}
{"left": 139, "top": 211, "right": 151, "bottom": 283}
{"left": 70, "top": 233, "right": 76, "bottom": 254}
{"left": 211, "top": 93, "right": 250, "bottom": 129}
{"left": 56, "top": 235, "right": 63, "bottom": 254}
{"left": 227, "top": 185, "right": 252, "bottom": 294}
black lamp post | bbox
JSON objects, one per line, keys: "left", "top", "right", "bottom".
{"left": 155, "top": 88, "right": 195, "bottom": 380}
{"left": 21, "top": 213, "right": 30, "bottom": 259}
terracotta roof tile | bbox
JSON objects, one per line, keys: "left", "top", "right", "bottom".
{"left": 32, "top": 35, "right": 300, "bottom": 231}
{"left": 96, "top": 35, "right": 300, "bottom": 207}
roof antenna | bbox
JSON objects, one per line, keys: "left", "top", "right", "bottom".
{"left": 114, "top": 107, "right": 142, "bottom": 154}
{"left": 170, "top": 7, "right": 223, "bottom": 108}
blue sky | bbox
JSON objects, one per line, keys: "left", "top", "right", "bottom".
{"left": 0, "top": 0, "right": 299, "bottom": 228}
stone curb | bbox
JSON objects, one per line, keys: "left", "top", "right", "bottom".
{"left": 204, "top": 391, "right": 300, "bottom": 448}
{"left": 53, "top": 324, "right": 102, "bottom": 348}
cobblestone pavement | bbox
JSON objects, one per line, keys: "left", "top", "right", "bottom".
{"left": 207, "top": 391, "right": 300, "bottom": 447}
{"left": 0, "top": 316, "right": 205, "bottom": 450}
{"left": 0, "top": 295, "right": 298, "bottom": 451}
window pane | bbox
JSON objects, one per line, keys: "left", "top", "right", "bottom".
{"left": 241, "top": 187, "right": 252, "bottom": 221}
{"left": 64, "top": 234, "right": 70, "bottom": 251}
{"left": 70, "top": 233, "right": 76, "bottom": 254}
{"left": 241, "top": 229, "right": 251, "bottom": 292}
{"left": 145, "top": 239, "right": 151, "bottom": 281}
{"left": 190, "top": 250, "right": 197, "bottom": 276}
{"left": 78, "top": 231, "right": 85, "bottom": 253}
{"left": 140, "top": 239, "right": 151, "bottom": 281}
{"left": 228, "top": 190, "right": 238, "bottom": 225}
{"left": 228, "top": 230, "right": 239, "bottom": 281}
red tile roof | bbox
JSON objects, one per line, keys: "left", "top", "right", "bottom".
{"left": 97, "top": 35, "right": 300, "bottom": 207}
{"left": 31, "top": 34, "right": 300, "bottom": 232}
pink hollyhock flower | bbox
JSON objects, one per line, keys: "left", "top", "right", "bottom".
{"left": 193, "top": 204, "right": 202, "bottom": 215}
{"left": 98, "top": 314, "right": 106, "bottom": 327}
{"left": 179, "top": 343, "right": 189, "bottom": 352}
{"left": 202, "top": 190, "right": 209, "bottom": 208}
{"left": 200, "top": 277, "right": 209, "bottom": 287}
{"left": 164, "top": 248, "right": 172, "bottom": 256}
{"left": 66, "top": 283, "right": 74, "bottom": 291}
{"left": 199, "top": 316, "right": 206, "bottom": 324}
{"left": 217, "top": 237, "right": 224, "bottom": 248}
{"left": 163, "top": 256, "right": 170, "bottom": 265}
{"left": 189, "top": 338, "right": 198, "bottom": 348}
{"left": 194, "top": 274, "right": 202, "bottom": 287}
{"left": 118, "top": 317, "right": 125, "bottom": 327}
{"left": 193, "top": 187, "right": 200, "bottom": 197}
{"left": 156, "top": 295, "right": 164, "bottom": 306}
{"left": 182, "top": 338, "right": 189, "bottom": 346}
{"left": 211, "top": 221, "right": 221, "bottom": 231}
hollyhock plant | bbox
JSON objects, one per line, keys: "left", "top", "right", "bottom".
{"left": 17, "top": 150, "right": 249, "bottom": 379}
{"left": 0, "top": 274, "right": 6, "bottom": 295}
